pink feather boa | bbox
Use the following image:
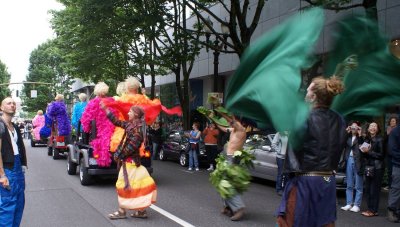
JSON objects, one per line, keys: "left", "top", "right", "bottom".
{"left": 80, "top": 97, "right": 116, "bottom": 167}
{"left": 32, "top": 115, "right": 45, "bottom": 140}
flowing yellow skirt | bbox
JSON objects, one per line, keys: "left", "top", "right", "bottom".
{"left": 116, "top": 163, "right": 157, "bottom": 210}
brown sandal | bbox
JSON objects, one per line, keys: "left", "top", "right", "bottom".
{"left": 108, "top": 210, "right": 127, "bottom": 220}
{"left": 131, "top": 210, "right": 148, "bottom": 219}
{"left": 362, "top": 210, "right": 378, "bottom": 217}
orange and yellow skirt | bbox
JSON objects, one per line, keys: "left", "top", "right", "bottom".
{"left": 116, "top": 163, "right": 157, "bottom": 210}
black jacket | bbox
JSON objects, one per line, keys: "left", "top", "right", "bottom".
{"left": 343, "top": 135, "right": 365, "bottom": 175}
{"left": 0, "top": 120, "right": 27, "bottom": 169}
{"left": 285, "top": 107, "right": 347, "bottom": 172}
{"left": 364, "top": 135, "right": 385, "bottom": 170}
{"left": 389, "top": 126, "right": 400, "bottom": 168}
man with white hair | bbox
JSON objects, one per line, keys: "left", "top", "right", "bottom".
{"left": 0, "top": 97, "right": 28, "bottom": 226}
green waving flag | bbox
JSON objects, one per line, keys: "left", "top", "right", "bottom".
{"left": 328, "top": 16, "right": 400, "bottom": 118}
{"left": 225, "top": 8, "right": 324, "bottom": 132}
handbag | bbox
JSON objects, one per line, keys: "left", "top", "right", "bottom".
{"left": 365, "top": 165, "right": 375, "bottom": 177}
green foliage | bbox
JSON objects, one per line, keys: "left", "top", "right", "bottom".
{"left": 0, "top": 60, "right": 11, "bottom": 101}
{"left": 22, "top": 40, "right": 73, "bottom": 113}
{"left": 210, "top": 149, "right": 255, "bottom": 199}
{"left": 197, "top": 106, "right": 229, "bottom": 127}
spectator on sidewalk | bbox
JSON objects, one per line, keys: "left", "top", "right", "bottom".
{"left": 149, "top": 121, "right": 162, "bottom": 160}
{"left": 387, "top": 124, "right": 400, "bottom": 222}
{"left": 385, "top": 116, "right": 398, "bottom": 191}
{"left": 203, "top": 122, "right": 220, "bottom": 171}
{"left": 361, "top": 122, "right": 385, "bottom": 217}
{"left": 341, "top": 121, "right": 365, "bottom": 213}
{"left": 271, "top": 131, "right": 289, "bottom": 196}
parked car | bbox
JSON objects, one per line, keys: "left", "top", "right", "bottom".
{"left": 159, "top": 130, "right": 207, "bottom": 166}
{"left": 243, "top": 131, "right": 347, "bottom": 189}
{"left": 67, "top": 122, "right": 153, "bottom": 186}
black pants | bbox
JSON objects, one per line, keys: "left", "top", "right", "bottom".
{"left": 364, "top": 168, "right": 384, "bottom": 213}
{"left": 205, "top": 144, "right": 218, "bottom": 167}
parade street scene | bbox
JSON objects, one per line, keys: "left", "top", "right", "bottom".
{"left": 0, "top": 1, "right": 400, "bottom": 227}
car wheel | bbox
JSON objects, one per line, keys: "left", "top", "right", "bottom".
{"left": 47, "top": 146, "right": 52, "bottom": 156}
{"left": 179, "top": 152, "right": 188, "bottom": 167}
{"left": 31, "top": 140, "right": 36, "bottom": 147}
{"left": 79, "top": 157, "right": 93, "bottom": 186}
{"left": 67, "top": 153, "right": 77, "bottom": 175}
{"left": 52, "top": 147, "right": 61, "bottom": 160}
{"left": 159, "top": 149, "right": 167, "bottom": 161}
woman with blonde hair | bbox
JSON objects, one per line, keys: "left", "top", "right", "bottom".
{"left": 71, "top": 93, "right": 88, "bottom": 131}
{"left": 32, "top": 110, "right": 45, "bottom": 141}
{"left": 81, "top": 82, "right": 116, "bottom": 167}
{"left": 277, "top": 76, "right": 347, "bottom": 227}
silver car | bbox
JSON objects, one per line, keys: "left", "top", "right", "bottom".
{"left": 243, "top": 132, "right": 347, "bottom": 190}
{"left": 243, "top": 132, "right": 277, "bottom": 181}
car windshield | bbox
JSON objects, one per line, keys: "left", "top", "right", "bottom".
{"left": 245, "top": 134, "right": 269, "bottom": 147}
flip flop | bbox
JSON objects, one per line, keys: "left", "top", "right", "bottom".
{"left": 108, "top": 211, "right": 127, "bottom": 220}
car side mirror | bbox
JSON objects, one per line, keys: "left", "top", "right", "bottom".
{"left": 261, "top": 145, "right": 271, "bottom": 151}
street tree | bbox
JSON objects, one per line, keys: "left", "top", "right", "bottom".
{"left": 184, "top": 0, "right": 266, "bottom": 58}
{"left": 0, "top": 60, "right": 11, "bottom": 101}
{"left": 22, "top": 40, "right": 73, "bottom": 113}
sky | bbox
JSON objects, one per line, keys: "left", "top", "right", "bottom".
{"left": 0, "top": 0, "right": 64, "bottom": 92}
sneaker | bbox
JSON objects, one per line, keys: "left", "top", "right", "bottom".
{"left": 207, "top": 166, "right": 214, "bottom": 171}
{"left": 350, "top": 206, "right": 360, "bottom": 212}
{"left": 195, "top": 168, "right": 200, "bottom": 171}
{"left": 230, "top": 208, "right": 244, "bottom": 221}
{"left": 188, "top": 168, "right": 193, "bottom": 171}
{"left": 341, "top": 205, "right": 352, "bottom": 211}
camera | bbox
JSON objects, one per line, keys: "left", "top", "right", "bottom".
{"left": 351, "top": 126, "right": 357, "bottom": 130}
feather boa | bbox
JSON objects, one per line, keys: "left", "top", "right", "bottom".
{"left": 104, "top": 94, "right": 182, "bottom": 152}
{"left": 81, "top": 97, "right": 116, "bottom": 167}
{"left": 71, "top": 101, "right": 88, "bottom": 131}
{"left": 32, "top": 114, "right": 45, "bottom": 140}
{"left": 40, "top": 114, "right": 52, "bottom": 138}
{"left": 47, "top": 101, "right": 72, "bottom": 136}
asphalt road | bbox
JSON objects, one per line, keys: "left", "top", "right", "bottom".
{"left": 20, "top": 140, "right": 398, "bottom": 227}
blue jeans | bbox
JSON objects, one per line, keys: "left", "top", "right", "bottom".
{"left": 346, "top": 156, "right": 363, "bottom": 206}
{"left": 0, "top": 155, "right": 25, "bottom": 227}
{"left": 276, "top": 157, "right": 287, "bottom": 193}
{"left": 188, "top": 144, "right": 199, "bottom": 169}
{"left": 388, "top": 166, "right": 400, "bottom": 213}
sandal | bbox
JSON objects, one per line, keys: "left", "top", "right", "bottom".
{"left": 108, "top": 210, "right": 127, "bottom": 220}
{"left": 361, "top": 210, "right": 378, "bottom": 217}
{"left": 131, "top": 210, "right": 148, "bottom": 219}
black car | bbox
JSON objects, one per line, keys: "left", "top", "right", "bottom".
{"left": 159, "top": 130, "right": 207, "bottom": 166}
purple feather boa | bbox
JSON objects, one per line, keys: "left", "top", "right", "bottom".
{"left": 47, "top": 101, "right": 71, "bottom": 136}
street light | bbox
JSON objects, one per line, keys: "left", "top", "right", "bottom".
{"left": 203, "top": 17, "right": 229, "bottom": 92}
{"left": 390, "top": 39, "right": 400, "bottom": 59}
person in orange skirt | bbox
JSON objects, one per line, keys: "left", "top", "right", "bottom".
{"left": 101, "top": 101, "right": 157, "bottom": 219}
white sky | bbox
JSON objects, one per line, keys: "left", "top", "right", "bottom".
{"left": 0, "top": 0, "right": 64, "bottom": 91}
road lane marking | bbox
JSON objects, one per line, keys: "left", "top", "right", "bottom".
{"left": 150, "top": 205, "right": 196, "bottom": 227}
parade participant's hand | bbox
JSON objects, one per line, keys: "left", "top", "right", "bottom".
{"left": 0, "top": 175, "right": 10, "bottom": 189}
{"left": 22, "top": 166, "right": 27, "bottom": 173}
{"left": 141, "top": 87, "right": 146, "bottom": 95}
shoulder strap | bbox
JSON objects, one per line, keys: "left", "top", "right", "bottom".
{"left": 0, "top": 118, "right": 5, "bottom": 137}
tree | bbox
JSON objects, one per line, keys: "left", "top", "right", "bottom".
{"left": 184, "top": 0, "right": 266, "bottom": 58}
{"left": 22, "top": 40, "right": 73, "bottom": 113}
{"left": 0, "top": 60, "right": 11, "bottom": 101}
